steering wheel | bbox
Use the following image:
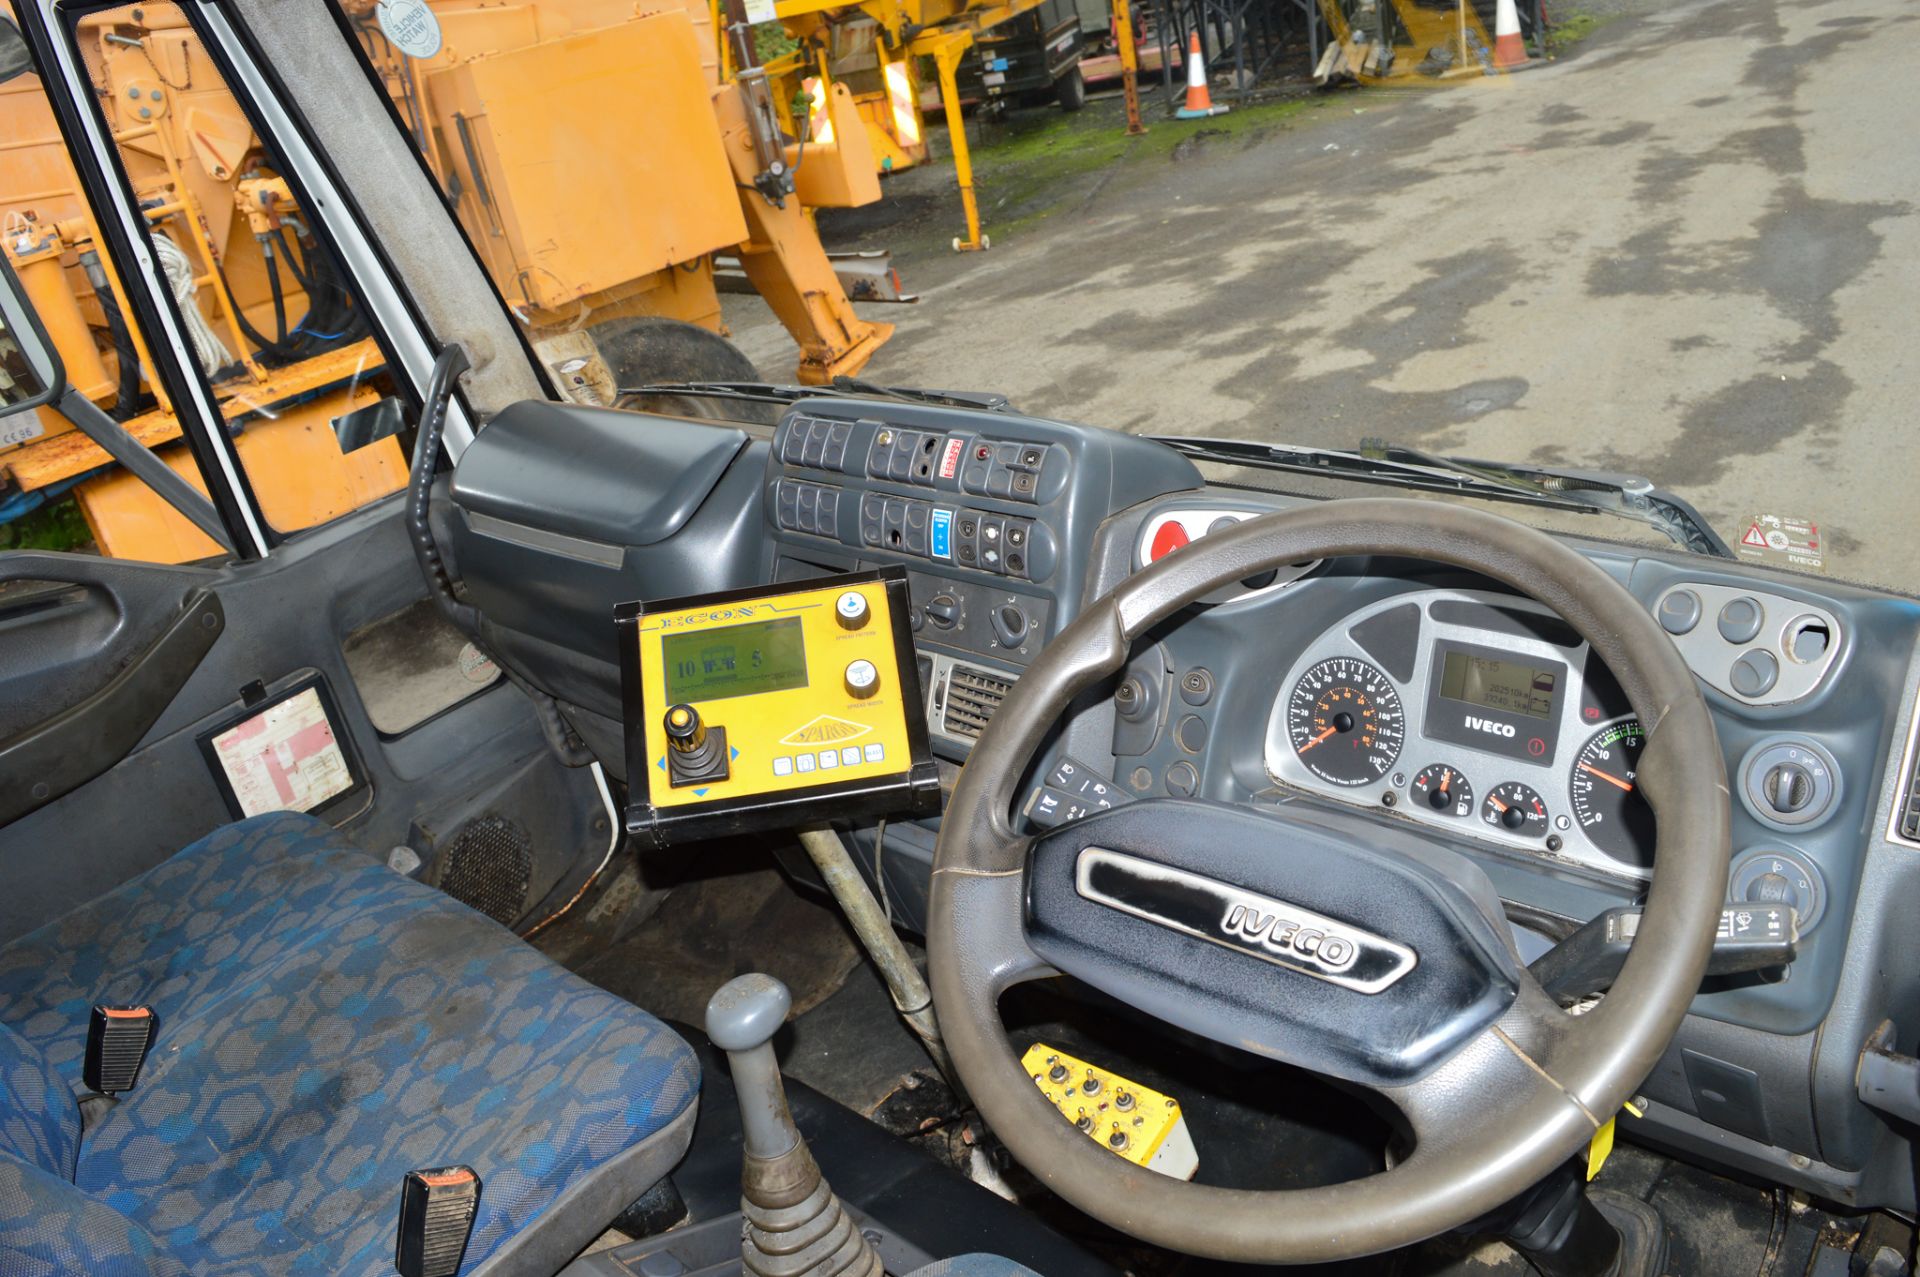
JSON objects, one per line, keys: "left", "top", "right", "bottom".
{"left": 928, "top": 499, "right": 1730, "bottom": 1264}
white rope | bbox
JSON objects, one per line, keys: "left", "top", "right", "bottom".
{"left": 152, "top": 231, "right": 234, "bottom": 377}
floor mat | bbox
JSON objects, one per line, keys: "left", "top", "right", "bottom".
{"left": 571, "top": 863, "right": 864, "bottom": 1027}
{"left": 569, "top": 864, "right": 1904, "bottom": 1276}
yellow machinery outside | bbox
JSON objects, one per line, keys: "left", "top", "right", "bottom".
{"left": 754, "top": 0, "right": 1140, "bottom": 250}
{"left": 1, "top": 4, "right": 406, "bottom": 562}
{"left": 1, "top": 0, "right": 901, "bottom": 563}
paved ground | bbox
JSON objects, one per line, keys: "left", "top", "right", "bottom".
{"left": 728, "top": 0, "right": 1919, "bottom": 595}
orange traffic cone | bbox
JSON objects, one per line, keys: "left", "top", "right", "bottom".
{"left": 1493, "top": 0, "right": 1529, "bottom": 68}
{"left": 1175, "top": 32, "right": 1228, "bottom": 119}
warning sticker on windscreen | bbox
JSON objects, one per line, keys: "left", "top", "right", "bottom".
{"left": 1736, "top": 513, "right": 1824, "bottom": 574}
{"left": 208, "top": 687, "right": 354, "bottom": 817}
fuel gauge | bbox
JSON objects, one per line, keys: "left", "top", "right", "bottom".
{"left": 1410, "top": 764, "right": 1474, "bottom": 817}
{"left": 1483, "top": 782, "right": 1550, "bottom": 837}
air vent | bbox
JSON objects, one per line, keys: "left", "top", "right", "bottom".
{"left": 943, "top": 665, "right": 1014, "bottom": 740}
{"left": 1892, "top": 689, "right": 1920, "bottom": 848}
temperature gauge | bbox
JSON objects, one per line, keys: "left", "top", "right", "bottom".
{"left": 1410, "top": 764, "right": 1474, "bottom": 817}
{"left": 1483, "top": 782, "right": 1550, "bottom": 837}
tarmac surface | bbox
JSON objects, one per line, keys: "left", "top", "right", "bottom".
{"left": 728, "top": 0, "right": 1919, "bottom": 595}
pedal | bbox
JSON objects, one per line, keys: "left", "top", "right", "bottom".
{"left": 1020, "top": 1043, "right": 1198, "bottom": 1180}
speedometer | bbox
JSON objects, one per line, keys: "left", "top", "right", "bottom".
{"left": 1569, "top": 719, "right": 1655, "bottom": 867}
{"left": 1285, "top": 657, "right": 1404, "bottom": 787}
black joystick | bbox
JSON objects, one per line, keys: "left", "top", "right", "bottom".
{"left": 664, "top": 703, "right": 729, "bottom": 788}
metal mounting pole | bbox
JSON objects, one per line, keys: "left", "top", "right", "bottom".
{"left": 797, "top": 826, "right": 962, "bottom": 1093}
{"left": 920, "top": 31, "right": 988, "bottom": 253}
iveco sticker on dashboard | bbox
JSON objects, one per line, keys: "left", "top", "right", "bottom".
{"left": 1073, "top": 848, "right": 1417, "bottom": 994}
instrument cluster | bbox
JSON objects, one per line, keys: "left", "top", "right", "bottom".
{"left": 1263, "top": 590, "right": 1658, "bottom": 880}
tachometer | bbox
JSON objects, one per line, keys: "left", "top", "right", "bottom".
{"left": 1285, "top": 656, "right": 1405, "bottom": 787}
{"left": 1569, "top": 719, "right": 1654, "bottom": 866}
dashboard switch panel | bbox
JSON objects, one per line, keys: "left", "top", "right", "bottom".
{"left": 1649, "top": 582, "right": 1842, "bottom": 706}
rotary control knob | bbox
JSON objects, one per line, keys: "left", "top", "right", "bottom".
{"left": 844, "top": 659, "right": 879, "bottom": 699}
{"left": 1762, "top": 763, "right": 1814, "bottom": 815}
{"left": 925, "top": 594, "right": 960, "bottom": 629}
{"left": 835, "top": 590, "right": 870, "bottom": 630}
{"left": 1746, "top": 872, "right": 1795, "bottom": 905}
{"left": 991, "top": 603, "right": 1029, "bottom": 648}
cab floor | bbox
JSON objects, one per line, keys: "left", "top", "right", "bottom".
{"left": 548, "top": 857, "right": 1889, "bottom": 1276}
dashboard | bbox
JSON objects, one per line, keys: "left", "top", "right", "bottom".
{"left": 747, "top": 403, "right": 1920, "bottom": 1215}
{"left": 447, "top": 395, "right": 1920, "bottom": 1219}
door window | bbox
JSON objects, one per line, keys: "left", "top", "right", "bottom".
{"left": 2, "top": 4, "right": 407, "bottom": 564}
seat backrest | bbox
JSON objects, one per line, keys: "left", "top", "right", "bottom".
{"left": 0, "top": 1020, "right": 77, "bottom": 1181}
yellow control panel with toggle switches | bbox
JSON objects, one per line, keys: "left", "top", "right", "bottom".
{"left": 1021, "top": 1043, "right": 1200, "bottom": 1180}
{"left": 616, "top": 568, "right": 938, "bottom": 848}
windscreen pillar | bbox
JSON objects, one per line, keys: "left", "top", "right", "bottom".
{"left": 221, "top": 0, "right": 544, "bottom": 420}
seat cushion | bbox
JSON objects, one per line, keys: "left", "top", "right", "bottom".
{"left": 0, "top": 813, "right": 416, "bottom": 1085}
{"left": 0, "top": 812, "right": 700, "bottom": 1277}
{"left": 0, "top": 1022, "right": 77, "bottom": 1179}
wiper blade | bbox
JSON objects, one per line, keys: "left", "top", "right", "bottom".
{"left": 1150, "top": 436, "right": 1734, "bottom": 560}
{"left": 621, "top": 379, "right": 1012, "bottom": 412}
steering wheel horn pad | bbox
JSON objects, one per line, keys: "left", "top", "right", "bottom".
{"left": 1025, "top": 797, "right": 1523, "bottom": 1087}
{"left": 929, "top": 499, "right": 1731, "bottom": 1264}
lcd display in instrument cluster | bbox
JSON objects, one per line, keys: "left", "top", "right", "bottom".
{"left": 1437, "top": 650, "right": 1558, "bottom": 719}
{"left": 1422, "top": 639, "right": 1568, "bottom": 766}
{"left": 662, "top": 618, "right": 809, "bottom": 703}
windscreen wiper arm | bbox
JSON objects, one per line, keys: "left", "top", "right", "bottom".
{"left": 620, "top": 378, "right": 1013, "bottom": 412}
{"left": 1149, "top": 436, "right": 1734, "bottom": 560}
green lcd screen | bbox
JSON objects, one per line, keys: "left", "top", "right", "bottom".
{"left": 1437, "top": 649, "right": 1558, "bottom": 719}
{"left": 662, "top": 617, "right": 809, "bottom": 703}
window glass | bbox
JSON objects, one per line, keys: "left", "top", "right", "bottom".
{"left": 0, "top": 4, "right": 405, "bottom": 564}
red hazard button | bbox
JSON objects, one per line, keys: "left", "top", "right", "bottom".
{"left": 1148, "top": 520, "right": 1190, "bottom": 562}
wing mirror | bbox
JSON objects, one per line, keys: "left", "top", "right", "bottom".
{"left": 331, "top": 394, "right": 413, "bottom": 453}
{"left": 0, "top": 246, "right": 232, "bottom": 549}
{"left": 0, "top": 17, "right": 34, "bottom": 86}
{"left": 0, "top": 251, "right": 66, "bottom": 418}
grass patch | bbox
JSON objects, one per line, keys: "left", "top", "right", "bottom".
{"left": 1547, "top": 9, "right": 1617, "bottom": 52}
{"left": 0, "top": 494, "right": 93, "bottom": 553}
{"left": 964, "top": 95, "right": 1323, "bottom": 235}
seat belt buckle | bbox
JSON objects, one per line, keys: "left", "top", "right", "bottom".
{"left": 396, "top": 1165, "right": 481, "bottom": 1277}
{"left": 84, "top": 1006, "right": 156, "bottom": 1094}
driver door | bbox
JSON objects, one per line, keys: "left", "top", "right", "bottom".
{"left": 0, "top": 4, "right": 604, "bottom": 943}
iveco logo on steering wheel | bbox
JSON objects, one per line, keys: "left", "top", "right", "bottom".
{"left": 1222, "top": 904, "right": 1358, "bottom": 970}
{"left": 1074, "top": 848, "right": 1418, "bottom": 994}
{"left": 1463, "top": 716, "right": 1516, "bottom": 738}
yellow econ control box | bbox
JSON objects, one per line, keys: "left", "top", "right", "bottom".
{"left": 1021, "top": 1043, "right": 1199, "bottom": 1180}
{"left": 616, "top": 568, "right": 938, "bottom": 848}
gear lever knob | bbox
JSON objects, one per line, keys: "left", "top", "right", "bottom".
{"left": 705, "top": 974, "right": 883, "bottom": 1277}
{"left": 705, "top": 973, "right": 798, "bottom": 1160}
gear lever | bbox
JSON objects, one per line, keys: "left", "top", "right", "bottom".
{"left": 706, "top": 973, "right": 884, "bottom": 1277}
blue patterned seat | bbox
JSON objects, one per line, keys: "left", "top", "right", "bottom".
{"left": 0, "top": 812, "right": 700, "bottom": 1276}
